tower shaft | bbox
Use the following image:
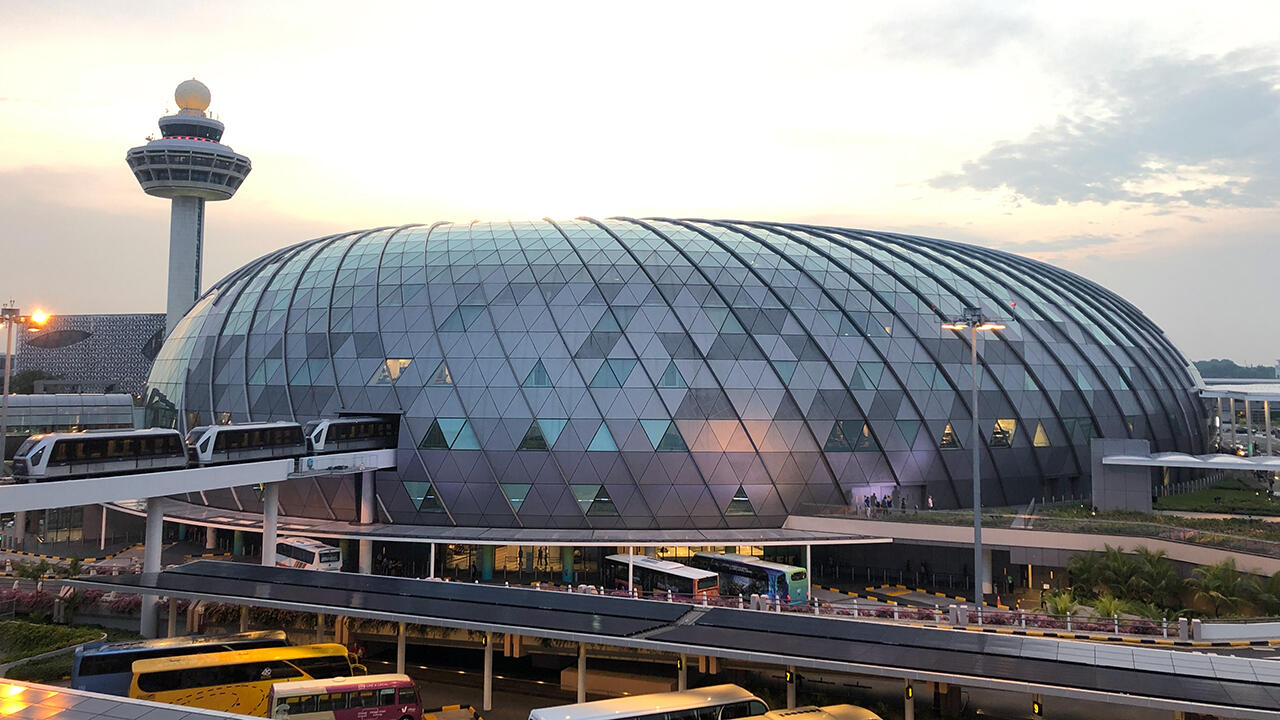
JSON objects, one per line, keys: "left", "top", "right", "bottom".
{"left": 166, "top": 196, "right": 205, "bottom": 334}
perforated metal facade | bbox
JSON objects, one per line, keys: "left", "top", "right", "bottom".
{"left": 144, "top": 219, "right": 1204, "bottom": 529}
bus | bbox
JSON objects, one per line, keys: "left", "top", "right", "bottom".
{"left": 745, "top": 706, "right": 882, "bottom": 720}
{"left": 269, "top": 673, "right": 421, "bottom": 720}
{"left": 688, "top": 553, "right": 809, "bottom": 605}
{"left": 604, "top": 554, "right": 720, "bottom": 600}
{"left": 72, "top": 630, "right": 289, "bottom": 696}
{"left": 529, "top": 684, "right": 767, "bottom": 720}
{"left": 277, "top": 537, "right": 343, "bottom": 570}
{"left": 129, "top": 643, "right": 366, "bottom": 717}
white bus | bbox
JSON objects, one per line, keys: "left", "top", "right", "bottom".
{"left": 276, "top": 537, "right": 342, "bottom": 571}
{"left": 748, "top": 707, "right": 882, "bottom": 720}
{"left": 529, "top": 684, "right": 767, "bottom": 720}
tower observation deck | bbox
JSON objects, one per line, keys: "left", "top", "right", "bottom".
{"left": 126, "top": 79, "right": 251, "bottom": 334}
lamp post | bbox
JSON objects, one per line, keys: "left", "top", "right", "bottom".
{"left": 0, "top": 303, "right": 51, "bottom": 472}
{"left": 942, "top": 306, "right": 1004, "bottom": 609}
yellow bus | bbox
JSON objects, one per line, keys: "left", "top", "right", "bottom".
{"left": 129, "top": 643, "right": 366, "bottom": 717}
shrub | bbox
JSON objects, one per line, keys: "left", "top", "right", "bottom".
{"left": 4, "top": 653, "right": 74, "bottom": 682}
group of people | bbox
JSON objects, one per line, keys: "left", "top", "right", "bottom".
{"left": 855, "top": 492, "right": 936, "bottom": 517}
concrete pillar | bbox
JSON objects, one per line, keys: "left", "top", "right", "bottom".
{"left": 140, "top": 497, "right": 165, "bottom": 638}
{"left": 261, "top": 483, "right": 279, "bottom": 568}
{"left": 165, "top": 195, "right": 206, "bottom": 334}
{"left": 483, "top": 631, "right": 493, "bottom": 712}
{"left": 1216, "top": 397, "right": 1223, "bottom": 445}
{"left": 14, "top": 511, "right": 24, "bottom": 548}
{"left": 1246, "top": 399, "right": 1253, "bottom": 454}
{"left": 577, "top": 643, "right": 587, "bottom": 703}
{"left": 177, "top": 524, "right": 188, "bottom": 541}
{"left": 678, "top": 654, "right": 687, "bottom": 691}
{"left": 167, "top": 597, "right": 179, "bottom": 638}
{"left": 205, "top": 526, "right": 217, "bottom": 550}
{"left": 99, "top": 506, "right": 108, "bottom": 552}
{"left": 562, "top": 546, "right": 575, "bottom": 585}
{"left": 479, "top": 545, "right": 495, "bottom": 582}
{"left": 396, "top": 622, "right": 406, "bottom": 674}
{"left": 627, "top": 546, "right": 634, "bottom": 593}
{"left": 315, "top": 614, "right": 325, "bottom": 643}
{"left": 233, "top": 530, "right": 244, "bottom": 557}
{"left": 429, "top": 543, "right": 436, "bottom": 579}
{"left": 1266, "top": 401, "right": 1273, "bottom": 458}
{"left": 358, "top": 470, "right": 374, "bottom": 574}
{"left": 904, "top": 680, "right": 914, "bottom": 720}
{"left": 804, "top": 544, "right": 812, "bottom": 601}
{"left": 980, "top": 548, "right": 993, "bottom": 598}
{"left": 786, "top": 665, "right": 796, "bottom": 708}
{"left": 240, "top": 605, "right": 249, "bottom": 632}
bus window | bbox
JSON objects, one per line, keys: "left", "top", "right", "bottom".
{"left": 399, "top": 686, "right": 418, "bottom": 705}
{"left": 791, "top": 571, "right": 807, "bottom": 581}
{"left": 720, "top": 701, "right": 768, "bottom": 719}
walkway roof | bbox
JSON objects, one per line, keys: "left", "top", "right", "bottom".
{"left": 110, "top": 498, "right": 889, "bottom": 547}
{"left": 69, "top": 561, "right": 1280, "bottom": 719}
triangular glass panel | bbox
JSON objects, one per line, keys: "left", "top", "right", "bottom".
{"left": 501, "top": 483, "right": 530, "bottom": 512}
{"left": 570, "top": 484, "right": 599, "bottom": 514}
{"left": 607, "top": 358, "right": 637, "bottom": 384}
{"left": 657, "top": 361, "right": 687, "bottom": 389}
{"left": 523, "top": 360, "right": 552, "bottom": 388}
{"left": 419, "top": 419, "right": 449, "bottom": 449}
{"left": 587, "top": 422, "right": 618, "bottom": 451}
{"left": 939, "top": 422, "right": 962, "bottom": 449}
{"left": 1033, "top": 422, "right": 1051, "bottom": 447}
{"left": 450, "top": 420, "right": 481, "bottom": 449}
{"left": 539, "top": 418, "right": 567, "bottom": 447}
{"left": 773, "top": 361, "right": 797, "bottom": 384}
{"left": 725, "top": 485, "right": 756, "bottom": 516}
{"left": 656, "top": 422, "right": 687, "bottom": 451}
{"left": 368, "top": 358, "right": 412, "bottom": 386}
{"left": 853, "top": 423, "right": 879, "bottom": 452}
{"left": 428, "top": 360, "right": 453, "bottom": 386}
{"left": 896, "top": 420, "right": 921, "bottom": 447}
{"left": 517, "top": 420, "right": 549, "bottom": 450}
{"left": 824, "top": 420, "right": 854, "bottom": 452}
{"left": 589, "top": 363, "right": 620, "bottom": 388}
{"left": 990, "top": 419, "right": 1016, "bottom": 448}
{"left": 587, "top": 486, "right": 619, "bottom": 516}
{"left": 404, "top": 481, "right": 444, "bottom": 512}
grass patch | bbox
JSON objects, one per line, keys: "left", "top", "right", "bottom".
{"left": 1155, "top": 476, "right": 1280, "bottom": 515}
{"left": 4, "top": 653, "right": 73, "bottom": 682}
{"left": 0, "top": 621, "right": 100, "bottom": 664}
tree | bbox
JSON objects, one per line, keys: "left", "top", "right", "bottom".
{"left": 5, "top": 369, "right": 61, "bottom": 393}
{"left": 1188, "top": 558, "right": 1261, "bottom": 617}
{"left": 1128, "top": 547, "right": 1183, "bottom": 609}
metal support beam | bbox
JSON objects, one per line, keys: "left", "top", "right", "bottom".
{"left": 577, "top": 642, "right": 587, "bottom": 703}
{"left": 140, "top": 497, "right": 164, "bottom": 638}
{"left": 483, "top": 631, "right": 494, "bottom": 712}
{"left": 787, "top": 665, "right": 797, "bottom": 708}
{"left": 167, "top": 597, "right": 179, "bottom": 638}
{"left": 359, "top": 470, "right": 374, "bottom": 574}
{"left": 627, "top": 546, "right": 634, "bottom": 593}
{"left": 1267, "top": 401, "right": 1273, "bottom": 459}
{"left": 240, "top": 605, "right": 249, "bottom": 632}
{"left": 429, "top": 543, "right": 436, "bottom": 579}
{"left": 904, "top": 679, "right": 914, "bottom": 720}
{"left": 99, "top": 505, "right": 107, "bottom": 552}
{"left": 678, "top": 654, "right": 687, "bottom": 691}
{"left": 261, "top": 482, "right": 279, "bottom": 567}
{"left": 396, "top": 622, "right": 406, "bottom": 674}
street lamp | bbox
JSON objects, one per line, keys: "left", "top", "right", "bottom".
{"left": 1, "top": 302, "right": 52, "bottom": 473}
{"left": 942, "top": 306, "right": 1004, "bottom": 610}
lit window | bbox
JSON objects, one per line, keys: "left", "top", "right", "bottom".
{"left": 990, "top": 419, "right": 1016, "bottom": 448}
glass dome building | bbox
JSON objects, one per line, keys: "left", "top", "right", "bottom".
{"left": 145, "top": 219, "right": 1205, "bottom": 529}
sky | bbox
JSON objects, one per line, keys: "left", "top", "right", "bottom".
{"left": 1, "top": 1, "right": 1277, "bottom": 363}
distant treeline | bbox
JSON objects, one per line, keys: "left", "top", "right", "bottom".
{"left": 1194, "top": 359, "right": 1276, "bottom": 379}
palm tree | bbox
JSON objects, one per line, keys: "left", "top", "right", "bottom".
{"left": 1067, "top": 552, "right": 1102, "bottom": 599}
{"left": 1188, "top": 558, "right": 1261, "bottom": 617}
{"left": 1129, "top": 547, "right": 1182, "bottom": 609}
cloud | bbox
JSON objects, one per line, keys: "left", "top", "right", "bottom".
{"left": 932, "top": 53, "right": 1280, "bottom": 208}
{"left": 997, "top": 233, "right": 1116, "bottom": 253}
{"left": 875, "top": 7, "right": 1033, "bottom": 65}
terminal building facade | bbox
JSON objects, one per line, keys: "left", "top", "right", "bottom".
{"left": 143, "top": 219, "right": 1206, "bottom": 529}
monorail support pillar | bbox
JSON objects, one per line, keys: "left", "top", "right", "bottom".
{"left": 577, "top": 642, "right": 587, "bottom": 703}
{"left": 140, "top": 497, "right": 164, "bottom": 638}
{"left": 358, "top": 470, "right": 374, "bottom": 574}
{"left": 483, "top": 631, "right": 493, "bottom": 712}
{"left": 396, "top": 621, "right": 406, "bottom": 674}
{"left": 261, "top": 482, "right": 279, "bottom": 568}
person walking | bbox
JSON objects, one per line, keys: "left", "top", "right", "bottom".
{"left": 927, "top": 495, "right": 934, "bottom": 510}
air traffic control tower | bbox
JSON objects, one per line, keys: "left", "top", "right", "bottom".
{"left": 127, "top": 79, "right": 251, "bottom": 334}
